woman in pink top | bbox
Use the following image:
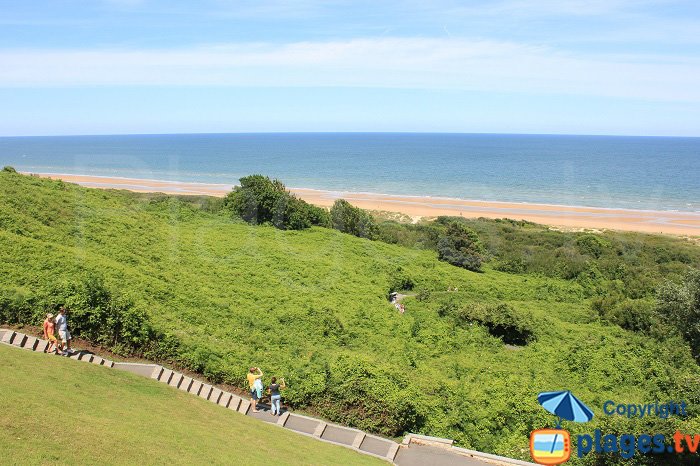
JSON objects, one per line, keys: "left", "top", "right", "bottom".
{"left": 43, "top": 313, "right": 60, "bottom": 354}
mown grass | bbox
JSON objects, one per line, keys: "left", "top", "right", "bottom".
{"left": 0, "top": 344, "right": 383, "bottom": 465}
{"left": 1, "top": 172, "right": 699, "bottom": 464}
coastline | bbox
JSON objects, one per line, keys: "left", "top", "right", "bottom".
{"left": 30, "top": 172, "right": 700, "bottom": 237}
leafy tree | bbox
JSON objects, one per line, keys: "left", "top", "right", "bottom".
{"left": 330, "top": 199, "right": 378, "bottom": 239}
{"left": 224, "top": 175, "right": 328, "bottom": 230}
{"left": 224, "top": 174, "right": 285, "bottom": 225}
{"left": 657, "top": 269, "right": 700, "bottom": 359}
{"left": 437, "top": 221, "right": 484, "bottom": 272}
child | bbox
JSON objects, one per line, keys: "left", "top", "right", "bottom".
{"left": 254, "top": 377, "right": 264, "bottom": 402}
{"left": 43, "top": 313, "right": 60, "bottom": 354}
{"left": 267, "top": 377, "right": 286, "bottom": 416}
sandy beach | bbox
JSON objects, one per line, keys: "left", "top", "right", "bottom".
{"left": 32, "top": 173, "right": 700, "bottom": 237}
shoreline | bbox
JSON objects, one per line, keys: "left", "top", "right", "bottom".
{"left": 29, "top": 172, "right": 700, "bottom": 237}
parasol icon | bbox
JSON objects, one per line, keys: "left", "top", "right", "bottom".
{"left": 537, "top": 390, "right": 594, "bottom": 427}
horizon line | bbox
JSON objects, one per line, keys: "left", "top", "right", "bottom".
{"left": 2, "top": 130, "right": 699, "bottom": 139}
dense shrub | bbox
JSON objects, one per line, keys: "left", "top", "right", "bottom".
{"left": 657, "top": 269, "right": 700, "bottom": 360}
{"left": 306, "top": 203, "right": 332, "bottom": 228}
{"left": 42, "top": 277, "right": 160, "bottom": 355}
{"left": 597, "top": 298, "right": 658, "bottom": 333}
{"left": 437, "top": 221, "right": 484, "bottom": 272}
{"left": 377, "top": 221, "right": 441, "bottom": 249}
{"left": 0, "top": 276, "right": 176, "bottom": 357}
{"left": 372, "top": 216, "right": 700, "bottom": 301}
{"left": 388, "top": 268, "right": 415, "bottom": 293}
{"left": 576, "top": 234, "right": 611, "bottom": 258}
{"left": 330, "top": 199, "right": 378, "bottom": 239}
{"left": 437, "top": 297, "right": 536, "bottom": 346}
{"left": 493, "top": 257, "right": 526, "bottom": 274}
{"left": 0, "top": 286, "right": 35, "bottom": 324}
{"left": 456, "top": 303, "right": 536, "bottom": 345}
{"left": 224, "top": 175, "right": 328, "bottom": 230}
{"left": 2, "top": 165, "right": 17, "bottom": 173}
{"left": 312, "top": 355, "right": 422, "bottom": 436}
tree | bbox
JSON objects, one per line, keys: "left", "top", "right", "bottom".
{"left": 330, "top": 199, "right": 378, "bottom": 240}
{"left": 657, "top": 269, "right": 700, "bottom": 360}
{"left": 224, "top": 175, "right": 328, "bottom": 230}
{"left": 224, "top": 175, "right": 285, "bottom": 225}
{"left": 437, "top": 221, "right": 484, "bottom": 272}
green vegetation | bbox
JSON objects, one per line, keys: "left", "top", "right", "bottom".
{"left": 657, "top": 269, "right": 700, "bottom": 359}
{"left": 2, "top": 171, "right": 700, "bottom": 464}
{"left": 330, "top": 199, "right": 379, "bottom": 240}
{"left": 436, "top": 220, "right": 484, "bottom": 272}
{"left": 0, "top": 344, "right": 382, "bottom": 465}
{"left": 224, "top": 174, "right": 329, "bottom": 230}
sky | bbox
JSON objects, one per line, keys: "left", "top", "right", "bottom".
{"left": 1, "top": 0, "right": 699, "bottom": 136}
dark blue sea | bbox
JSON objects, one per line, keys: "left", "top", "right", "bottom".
{"left": 0, "top": 133, "right": 698, "bottom": 212}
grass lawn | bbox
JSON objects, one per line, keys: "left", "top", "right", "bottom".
{"left": 0, "top": 344, "right": 383, "bottom": 465}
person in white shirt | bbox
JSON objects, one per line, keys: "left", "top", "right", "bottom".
{"left": 55, "top": 307, "right": 72, "bottom": 355}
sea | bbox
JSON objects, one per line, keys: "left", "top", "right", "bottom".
{"left": 0, "top": 133, "right": 698, "bottom": 212}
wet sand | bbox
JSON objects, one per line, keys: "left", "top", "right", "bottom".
{"left": 31, "top": 173, "right": 700, "bottom": 237}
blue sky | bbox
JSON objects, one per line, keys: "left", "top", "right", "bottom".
{"left": 1, "top": 0, "right": 699, "bottom": 136}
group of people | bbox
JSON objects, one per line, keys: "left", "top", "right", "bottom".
{"left": 42, "top": 307, "right": 73, "bottom": 356}
{"left": 389, "top": 293, "right": 405, "bottom": 314}
{"left": 247, "top": 367, "right": 287, "bottom": 416}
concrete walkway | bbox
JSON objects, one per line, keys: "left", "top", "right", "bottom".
{"left": 396, "top": 445, "right": 491, "bottom": 466}
{"left": 1, "top": 328, "right": 535, "bottom": 466}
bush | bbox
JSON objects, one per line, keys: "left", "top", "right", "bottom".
{"left": 493, "top": 257, "right": 526, "bottom": 274}
{"left": 389, "top": 269, "right": 415, "bottom": 293}
{"left": 657, "top": 269, "right": 700, "bottom": 360}
{"left": 456, "top": 303, "right": 536, "bottom": 345}
{"left": 224, "top": 175, "right": 326, "bottom": 230}
{"left": 313, "top": 355, "right": 422, "bottom": 436}
{"left": 330, "top": 199, "right": 378, "bottom": 239}
{"left": 0, "top": 286, "right": 35, "bottom": 324}
{"left": 437, "top": 222, "right": 484, "bottom": 272}
{"left": 47, "top": 277, "right": 155, "bottom": 354}
{"left": 598, "top": 299, "right": 659, "bottom": 333}
{"left": 2, "top": 166, "right": 17, "bottom": 173}
{"left": 576, "top": 234, "right": 611, "bottom": 258}
{"left": 306, "top": 203, "right": 331, "bottom": 228}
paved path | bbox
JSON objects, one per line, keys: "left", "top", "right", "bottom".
{"left": 396, "top": 445, "right": 493, "bottom": 466}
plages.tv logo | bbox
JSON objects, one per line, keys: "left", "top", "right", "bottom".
{"left": 530, "top": 390, "right": 594, "bottom": 465}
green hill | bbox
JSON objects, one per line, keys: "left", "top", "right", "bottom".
{"left": 0, "top": 344, "right": 382, "bottom": 465}
{"left": 1, "top": 171, "right": 699, "bottom": 463}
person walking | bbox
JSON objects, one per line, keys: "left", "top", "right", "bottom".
{"left": 55, "top": 307, "right": 72, "bottom": 356}
{"left": 267, "top": 377, "right": 286, "bottom": 416}
{"left": 247, "top": 367, "right": 263, "bottom": 413}
{"left": 43, "top": 313, "right": 60, "bottom": 354}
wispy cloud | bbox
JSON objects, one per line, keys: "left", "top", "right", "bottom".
{"left": 1, "top": 38, "right": 698, "bottom": 101}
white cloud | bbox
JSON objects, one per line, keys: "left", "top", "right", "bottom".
{"left": 1, "top": 37, "right": 698, "bottom": 101}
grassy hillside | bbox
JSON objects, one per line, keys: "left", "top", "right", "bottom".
{"left": 1, "top": 172, "right": 700, "bottom": 463}
{"left": 0, "top": 344, "right": 382, "bottom": 465}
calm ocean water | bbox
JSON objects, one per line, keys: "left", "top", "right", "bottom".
{"left": 0, "top": 133, "right": 698, "bottom": 212}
